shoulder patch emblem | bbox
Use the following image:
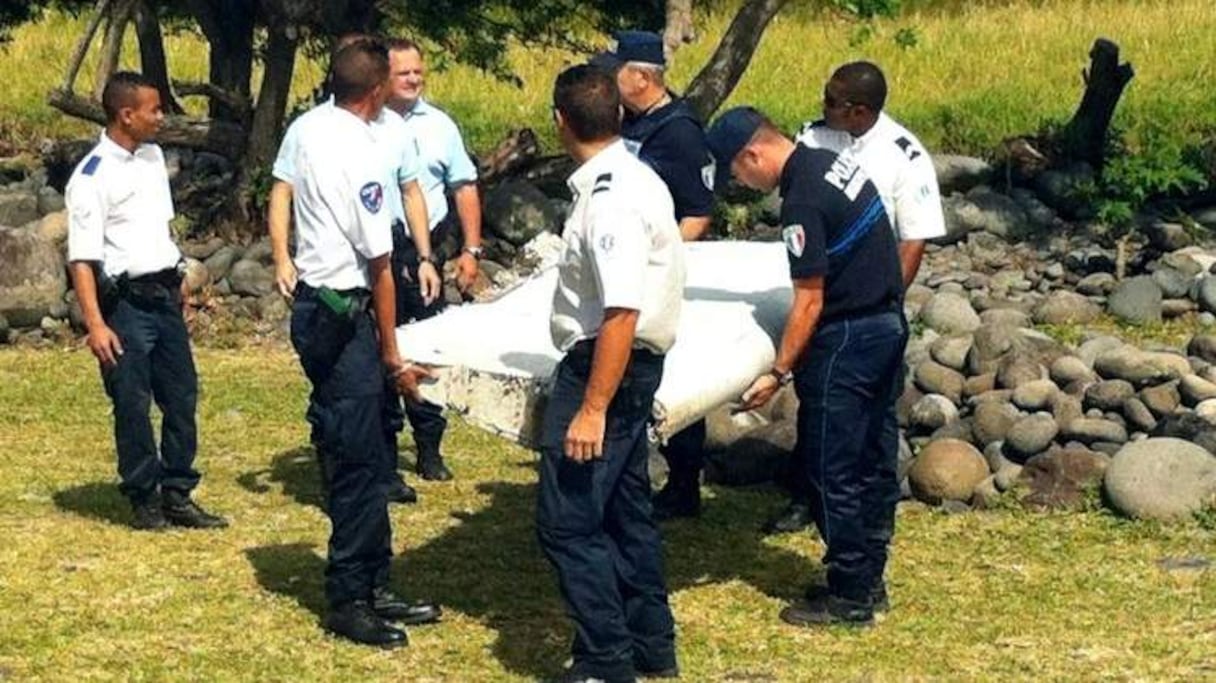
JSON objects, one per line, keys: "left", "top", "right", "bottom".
{"left": 701, "top": 161, "right": 715, "bottom": 191}
{"left": 783, "top": 224, "right": 806, "bottom": 258}
{"left": 81, "top": 155, "right": 102, "bottom": 176}
{"left": 360, "top": 181, "right": 384, "bottom": 213}
{"left": 598, "top": 233, "right": 615, "bottom": 253}
{"left": 895, "top": 137, "right": 922, "bottom": 161}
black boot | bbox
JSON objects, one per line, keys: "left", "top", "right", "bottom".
{"left": 780, "top": 593, "right": 874, "bottom": 628}
{"left": 387, "top": 473, "right": 418, "bottom": 504}
{"left": 806, "top": 580, "right": 889, "bottom": 613}
{"left": 162, "top": 489, "right": 228, "bottom": 529}
{"left": 323, "top": 600, "right": 407, "bottom": 648}
{"left": 130, "top": 494, "right": 168, "bottom": 531}
{"left": 652, "top": 476, "right": 700, "bottom": 522}
{"left": 416, "top": 443, "right": 453, "bottom": 482}
{"left": 762, "top": 500, "right": 813, "bottom": 535}
{"left": 371, "top": 586, "right": 442, "bottom": 625}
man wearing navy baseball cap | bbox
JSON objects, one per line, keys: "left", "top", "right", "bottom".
{"left": 591, "top": 30, "right": 718, "bottom": 523}
{"left": 706, "top": 106, "right": 908, "bottom": 628}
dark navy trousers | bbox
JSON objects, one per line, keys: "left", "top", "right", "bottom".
{"left": 101, "top": 290, "right": 200, "bottom": 503}
{"left": 290, "top": 286, "right": 392, "bottom": 608}
{"left": 536, "top": 343, "right": 676, "bottom": 681}
{"left": 386, "top": 218, "right": 448, "bottom": 461}
{"left": 793, "top": 310, "right": 907, "bottom": 602}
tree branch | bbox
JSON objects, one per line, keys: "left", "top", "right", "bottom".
{"left": 62, "top": 0, "right": 110, "bottom": 94}
{"left": 94, "top": 0, "right": 138, "bottom": 100}
{"left": 172, "top": 80, "right": 252, "bottom": 121}
{"left": 684, "top": 0, "right": 788, "bottom": 121}
{"left": 135, "top": 0, "right": 183, "bottom": 114}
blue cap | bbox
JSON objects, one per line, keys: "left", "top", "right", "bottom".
{"left": 705, "top": 106, "right": 765, "bottom": 190}
{"left": 591, "top": 30, "right": 666, "bottom": 71}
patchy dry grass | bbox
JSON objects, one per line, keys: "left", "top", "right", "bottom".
{"left": 1, "top": 346, "right": 1214, "bottom": 681}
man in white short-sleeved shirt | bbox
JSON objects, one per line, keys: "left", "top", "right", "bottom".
{"left": 536, "top": 64, "right": 685, "bottom": 683}
{"left": 65, "top": 71, "right": 226, "bottom": 532}
{"left": 796, "top": 61, "right": 946, "bottom": 289}
{"left": 284, "top": 39, "right": 438, "bottom": 649}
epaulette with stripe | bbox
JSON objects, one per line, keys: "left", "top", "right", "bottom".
{"left": 81, "top": 155, "right": 102, "bottom": 176}
{"left": 591, "top": 172, "right": 612, "bottom": 195}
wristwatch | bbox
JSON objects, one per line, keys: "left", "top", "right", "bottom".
{"left": 462, "top": 245, "right": 484, "bottom": 259}
{"left": 767, "top": 367, "right": 793, "bottom": 386}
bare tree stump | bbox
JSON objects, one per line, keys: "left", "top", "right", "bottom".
{"left": 478, "top": 129, "right": 541, "bottom": 186}
{"left": 1061, "top": 38, "right": 1134, "bottom": 170}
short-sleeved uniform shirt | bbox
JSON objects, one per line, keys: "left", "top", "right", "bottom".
{"left": 621, "top": 96, "right": 715, "bottom": 222}
{"left": 274, "top": 98, "right": 420, "bottom": 226}
{"left": 289, "top": 106, "right": 394, "bottom": 291}
{"left": 551, "top": 140, "right": 686, "bottom": 354}
{"left": 398, "top": 98, "right": 478, "bottom": 230}
{"left": 779, "top": 145, "right": 902, "bottom": 324}
{"left": 796, "top": 112, "right": 946, "bottom": 242}
{"left": 65, "top": 132, "right": 181, "bottom": 278}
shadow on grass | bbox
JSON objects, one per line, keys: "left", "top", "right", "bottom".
{"left": 398, "top": 479, "right": 814, "bottom": 680}
{"left": 241, "top": 452, "right": 817, "bottom": 679}
{"left": 237, "top": 446, "right": 324, "bottom": 510}
{"left": 52, "top": 481, "right": 130, "bottom": 527}
{"left": 245, "top": 542, "right": 326, "bottom": 619}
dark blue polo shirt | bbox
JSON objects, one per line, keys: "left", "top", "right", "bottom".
{"left": 779, "top": 144, "right": 902, "bottom": 323}
{"left": 622, "top": 97, "right": 715, "bottom": 221}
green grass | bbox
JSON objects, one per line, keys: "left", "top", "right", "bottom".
{"left": 1, "top": 0, "right": 1213, "bottom": 159}
{"left": 1, "top": 346, "right": 1215, "bottom": 680}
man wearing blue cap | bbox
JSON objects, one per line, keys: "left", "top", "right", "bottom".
{"left": 592, "top": 29, "right": 715, "bottom": 522}
{"left": 705, "top": 106, "right": 907, "bottom": 627}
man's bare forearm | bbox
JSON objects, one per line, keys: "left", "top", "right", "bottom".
{"left": 679, "top": 215, "right": 712, "bottom": 242}
{"left": 774, "top": 277, "right": 825, "bottom": 373}
{"left": 268, "top": 181, "right": 294, "bottom": 266}
{"left": 368, "top": 255, "right": 400, "bottom": 364}
{"left": 584, "top": 308, "right": 640, "bottom": 412}
{"left": 898, "top": 239, "right": 926, "bottom": 289}
{"left": 69, "top": 261, "right": 106, "bottom": 331}
{"left": 402, "top": 180, "right": 432, "bottom": 256}
{"left": 453, "top": 183, "right": 482, "bottom": 248}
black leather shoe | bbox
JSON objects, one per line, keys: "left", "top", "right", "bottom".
{"left": 652, "top": 481, "right": 700, "bottom": 522}
{"left": 805, "top": 581, "right": 889, "bottom": 613}
{"left": 371, "top": 587, "right": 441, "bottom": 625}
{"left": 780, "top": 594, "right": 874, "bottom": 628}
{"left": 636, "top": 665, "right": 679, "bottom": 679}
{"left": 387, "top": 475, "right": 418, "bottom": 504}
{"left": 161, "top": 491, "right": 228, "bottom": 529}
{"left": 324, "top": 600, "right": 407, "bottom": 648}
{"left": 762, "top": 501, "right": 813, "bottom": 535}
{"left": 417, "top": 454, "right": 453, "bottom": 481}
{"left": 131, "top": 498, "right": 168, "bottom": 531}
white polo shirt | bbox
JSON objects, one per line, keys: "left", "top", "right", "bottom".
{"left": 796, "top": 112, "right": 946, "bottom": 242}
{"left": 274, "top": 98, "right": 421, "bottom": 226}
{"left": 398, "top": 98, "right": 478, "bottom": 229}
{"left": 65, "top": 132, "right": 181, "bottom": 278}
{"left": 290, "top": 105, "right": 393, "bottom": 291}
{"left": 550, "top": 140, "right": 685, "bottom": 354}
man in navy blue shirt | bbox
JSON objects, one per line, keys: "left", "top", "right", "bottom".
{"left": 707, "top": 106, "right": 908, "bottom": 627}
{"left": 592, "top": 30, "right": 715, "bottom": 521}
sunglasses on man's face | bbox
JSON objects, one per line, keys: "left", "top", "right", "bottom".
{"left": 823, "top": 91, "right": 854, "bottom": 110}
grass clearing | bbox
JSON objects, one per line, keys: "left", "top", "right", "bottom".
{"left": 1, "top": 346, "right": 1214, "bottom": 680}
{"left": 1, "top": 0, "right": 1213, "bottom": 159}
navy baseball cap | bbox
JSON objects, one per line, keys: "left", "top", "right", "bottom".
{"left": 705, "top": 106, "right": 765, "bottom": 190}
{"left": 590, "top": 30, "right": 666, "bottom": 71}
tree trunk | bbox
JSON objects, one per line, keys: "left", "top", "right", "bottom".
{"left": 187, "top": 0, "right": 255, "bottom": 122}
{"left": 245, "top": 20, "right": 299, "bottom": 180}
{"left": 62, "top": 0, "right": 110, "bottom": 93}
{"left": 93, "top": 0, "right": 138, "bottom": 100}
{"left": 134, "top": 0, "right": 183, "bottom": 114}
{"left": 1061, "top": 38, "right": 1134, "bottom": 170}
{"left": 663, "top": 0, "right": 695, "bottom": 62}
{"left": 684, "top": 0, "right": 787, "bottom": 121}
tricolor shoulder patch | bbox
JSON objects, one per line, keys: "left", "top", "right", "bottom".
{"left": 783, "top": 224, "right": 806, "bottom": 258}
